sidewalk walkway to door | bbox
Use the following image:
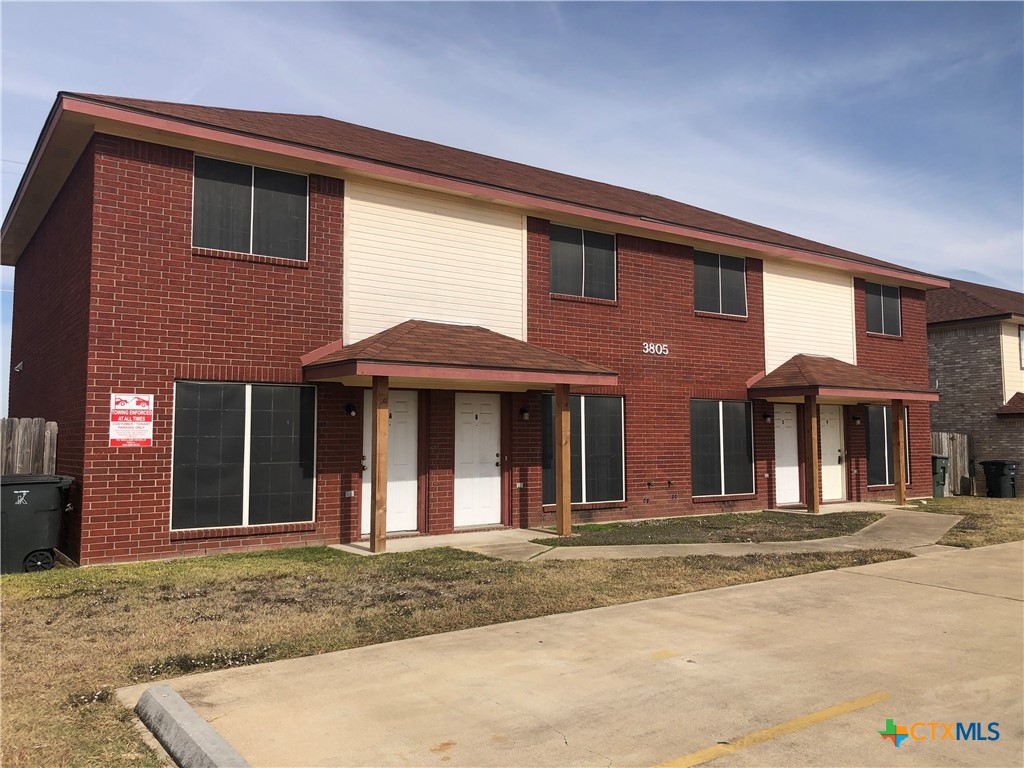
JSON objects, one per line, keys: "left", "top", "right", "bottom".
{"left": 331, "top": 503, "right": 961, "bottom": 561}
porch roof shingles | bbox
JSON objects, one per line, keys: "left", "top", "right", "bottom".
{"left": 995, "top": 392, "right": 1024, "bottom": 417}
{"left": 748, "top": 354, "right": 938, "bottom": 401}
{"left": 302, "top": 320, "right": 617, "bottom": 385}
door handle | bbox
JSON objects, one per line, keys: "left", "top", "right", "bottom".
{"left": 837, "top": 453, "right": 843, "bottom": 465}
{"left": 495, "top": 461, "right": 500, "bottom": 467}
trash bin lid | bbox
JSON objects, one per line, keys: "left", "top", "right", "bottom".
{"left": 0, "top": 474, "right": 73, "bottom": 486}
{"left": 931, "top": 454, "right": 948, "bottom": 460}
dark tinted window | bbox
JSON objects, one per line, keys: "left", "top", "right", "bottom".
{"left": 694, "top": 251, "right": 747, "bottom": 315}
{"left": 193, "top": 157, "right": 308, "bottom": 260}
{"left": 252, "top": 167, "right": 307, "bottom": 261}
{"left": 172, "top": 383, "right": 246, "bottom": 529}
{"left": 865, "top": 405, "right": 909, "bottom": 486}
{"left": 691, "top": 400, "right": 753, "bottom": 496}
{"left": 542, "top": 395, "right": 623, "bottom": 504}
{"left": 690, "top": 399, "right": 722, "bottom": 496}
{"left": 249, "top": 386, "right": 316, "bottom": 524}
{"left": 193, "top": 157, "right": 252, "bottom": 254}
{"left": 172, "top": 382, "right": 315, "bottom": 530}
{"left": 549, "top": 225, "right": 616, "bottom": 299}
{"left": 866, "top": 282, "right": 900, "bottom": 335}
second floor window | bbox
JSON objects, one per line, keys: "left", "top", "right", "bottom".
{"left": 549, "top": 224, "right": 616, "bottom": 300}
{"left": 865, "top": 282, "right": 901, "bottom": 335}
{"left": 694, "top": 251, "right": 747, "bottom": 315}
{"left": 193, "top": 156, "right": 308, "bottom": 261}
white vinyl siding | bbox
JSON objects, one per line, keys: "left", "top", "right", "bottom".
{"left": 763, "top": 259, "right": 857, "bottom": 373}
{"left": 1000, "top": 322, "right": 1024, "bottom": 404}
{"left": 344, "top": 178, "right": 526, "bottom": 344}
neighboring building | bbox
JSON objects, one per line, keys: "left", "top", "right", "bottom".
{"left": 927, "top": 278, "right": 1024, "bottom": 494}
{"left": 2, "top": 93, "right": 944, "bottom": 565}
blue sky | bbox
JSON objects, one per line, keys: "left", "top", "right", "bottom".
{"left": 2, "top": 1, "right": 1022, "bottom": 414}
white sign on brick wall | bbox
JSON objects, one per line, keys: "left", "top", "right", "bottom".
{"left": 109, "top": 394, "right": 154, "bottom": 447}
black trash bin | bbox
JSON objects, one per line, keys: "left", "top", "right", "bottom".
{"left": 0, "top": 475, "right": 73, "bottom": 574}
{"left": 979, "top": 461, "right": 1018, "bottom": 499}
{"left": 932, "top": 455, "right": 949, "bottom": 498}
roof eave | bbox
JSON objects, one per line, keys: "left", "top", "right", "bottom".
{"left": 749, "top": 384, "right": 939, "bottom": 402}
{"left": 2, "top": 93, "right": 949, "bottom": 287}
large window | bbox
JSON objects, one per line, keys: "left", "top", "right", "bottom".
{"left": 865, "top": 405, "right": 910, "bottom": 486}
{"left": 193, "top": 156, "right": 308, "bottom": 261}
{"left": 691, "top": 400, "right": 754, "bottom": 496}
{"left": 172, "top": 382, "right": 316, "bottom": 530}
{"left": 694, "top": 251, "right": 747, "bottom": 316}
{"left": 865, "top": 282, "right": 901, "bottom": 336}
{"left": 541, "top": 395, "right": 624, "bottom": 504}
{"left": 549, "top": 224, "right": 616, "bottom": 300}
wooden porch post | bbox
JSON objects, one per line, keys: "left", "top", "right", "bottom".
{"left": 804, "top": 395, "right": 820, "bottom": 513}
{"left": 370, "top": 376, "right": 389, "bottom": 553}
{"left": 893, "top": 399, "right": 907, "bottom": 505}
{"left": 554, "top": 383, "right": 572, "bottom": 536}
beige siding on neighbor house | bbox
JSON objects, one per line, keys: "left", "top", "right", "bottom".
{"left": 344, "top": 178, "right": 526, "bottom": 344}
{"left": 1000, "top": 322, "right": 1024, "bottom": 403}
{"left": 763, "top": 259, "right": 857, "bottom": 373}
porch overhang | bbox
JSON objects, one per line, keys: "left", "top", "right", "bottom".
{"left": 747, "top": 354, "right": 938, "bottom": 404}
{"left": 301, "top": 320, "right": 619, "bottom": 390}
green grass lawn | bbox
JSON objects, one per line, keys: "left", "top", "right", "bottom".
{"left": 914, "top": 496, "right": 1024, "bottom": 548}
{"left": 533, "top": 510, "right": 884, "bottom": 547}
{"left": 0, "top": 545, "right": 908, "bottom": 767}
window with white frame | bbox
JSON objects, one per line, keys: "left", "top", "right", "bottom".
{"left": 690, "top": 400, "right": 754, "bottom": 496}
{"left": 193, "top": 156, "right": 308, "bottom": 261}
{"left": 541, "top": 394, "right": 624, "bottom": 504}
{"left": 865, "top": 282, "right": 901, "bottom": 336}
{"left": 172, "top": 382, "right": 316, "bottom": 530}
{"left": 865, "top": 405, "right": 910, "bottom": 486}
{"left": 693, "top": 251, "right": 747, "bottom": 316}
{"left": 549, "top": 224, "right": 616, "bottom": 300}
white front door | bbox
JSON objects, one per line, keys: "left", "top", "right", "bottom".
{"left": 361, "top": 390, "right": 418, "bottom": 534}
{"left": 774, "top": 404, "right": 800, "bottom": 505}
{"left": 454, "top": 393, "right": 502, "bottom": 527}
{"left": 819, "top": 404, "right": 846, "bottom": 502}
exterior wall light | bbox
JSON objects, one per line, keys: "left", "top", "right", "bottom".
{"left": 346, "top": 404, "right": 358, "bottom": 417}
{"left": 762, "top": 413, "right": 773, "bottom": 424}
{"left": 520, "top": 407, "right": 530, "bottom": 421}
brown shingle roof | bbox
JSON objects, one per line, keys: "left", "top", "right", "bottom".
{"left": 995, "top": 392, "right": 1024, "bottom": 417}
{"left": 926, "top": 278, "right": 1024, "bottom": 325}
{"left": 749, "top": 354, "right": 937, "bottom": 400}
{"left": 70, "top": 93, "right": 935, "bottom": 280}
{"left": 303, "top": 320, "right": 616, "bottom": 380}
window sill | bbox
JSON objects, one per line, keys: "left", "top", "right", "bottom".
{"left": 692, "top": 493, "right": 758, "bottom": 503}
{"left": 694, "top": 310, "right": 748, "bottom": 323}
{"left": 549, "top": 293, "right": 619, "bottom": 307}
{"left": 541, "top": 501, "right": 627, "bottom": 511}
{"left": 170, "top": 521, "right": 317, "bottom": 541}
{"left": 192, "top": 247, "right": 310, "bottom": 269}
{"left": 865, "top": 332, "right": 902, "bottom": 341}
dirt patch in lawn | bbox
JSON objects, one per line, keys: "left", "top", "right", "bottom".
{"left": 916, "top": 496, "right": 1024, "bottom": 548}
{"left": 534, "top": 510, "right": 884, "bottom": 547}
{"left": 0, "top": 546, "right": 908, "bottom": 768}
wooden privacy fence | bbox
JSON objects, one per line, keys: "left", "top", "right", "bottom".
{"left": 0, "top": 418, "right": 59, "bottom": 475}
{"left": 932, "top": 431, "right": 971, "bottom": 495}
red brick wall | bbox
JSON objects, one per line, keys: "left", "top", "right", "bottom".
{"left": 521, "top": 218, "right": 771, "bottom": 526}
{"left": 9, "top": 144, "right": 95, "bottom": 559}
{"left": 852, "top": 279, "right": 932, "bottom": 499}
{"left": 425, "top": 390, "right": 456, "bottom": 534}
{"left": 75, "top": 135, "right": 354, "bottom": 563}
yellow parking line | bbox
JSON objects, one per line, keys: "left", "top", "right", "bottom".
{"left": 655, "top": 690, "right": 891, "bottom": 768}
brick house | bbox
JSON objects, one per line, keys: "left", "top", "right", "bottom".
{"left": 2, "top": 93, "right": 946, "bottom": 565}
{"left": 927, "top": 279, "right": 1023, "bottom": 494}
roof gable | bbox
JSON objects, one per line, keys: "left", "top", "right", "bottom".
{"left": 927, "top": 278, "right": 1024, "bottom": 325}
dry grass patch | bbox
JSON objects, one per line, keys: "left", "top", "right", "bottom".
{"left": 1, "top": 546, "right": 908, "bottom": 767}
{"left": 915, "top": 496, "right": 1024, "bottom": 548}
{"left": 535, "top": 510, "right": 884, "bottom": 547}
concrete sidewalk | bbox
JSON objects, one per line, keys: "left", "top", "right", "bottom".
{"left": 332, "top": 504, "right": 961, "bottom": 562}
{"left": 118, "top": 541, "right": 1023, "bottom": 767}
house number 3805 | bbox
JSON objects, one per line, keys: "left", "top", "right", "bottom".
{"left": 642, "top": 342, "right": 669, "bottom": 355}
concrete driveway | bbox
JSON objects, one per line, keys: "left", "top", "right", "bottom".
{"left": 119, "top": 542, "right": 1023, "bottom": 767}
